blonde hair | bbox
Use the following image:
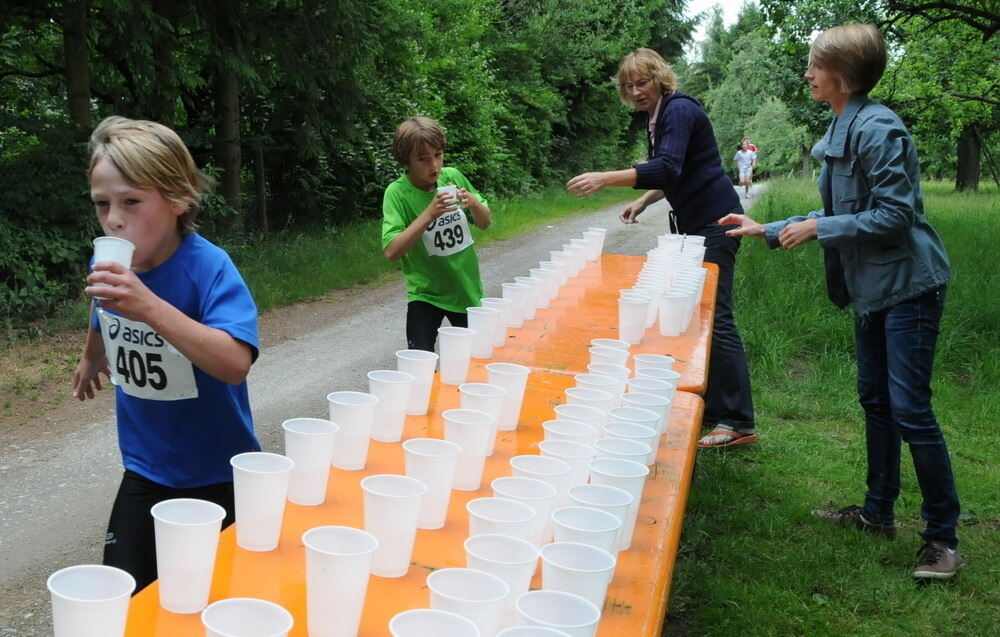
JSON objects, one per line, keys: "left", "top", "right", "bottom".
{"left": 616, "top": 48, "right": 678, "bottom": 108}
{"left": 392, "top": 116, "right": 447, "bottom": 164}
{"left": 88, "top": 116, "right": 209, "bottom": 233}
{"left": 810, "top": 24, "right": 887, "bottom": 95}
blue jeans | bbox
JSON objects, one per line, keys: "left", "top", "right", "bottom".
{"left": 855, "top": 286, "right": 960, "bottom": 547}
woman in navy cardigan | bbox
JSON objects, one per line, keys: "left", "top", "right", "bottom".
{"left": 568, "top": 47, "right": 755, "bottom": 448}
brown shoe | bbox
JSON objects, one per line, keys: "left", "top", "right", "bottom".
{"left": 811, "top": 504, "right": 896, "bottom": 539}
{"left": 913, "top": 541, "right": 965, "bottom": 579}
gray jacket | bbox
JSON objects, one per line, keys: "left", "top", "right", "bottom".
{"left": 764, "top": 94, "right": 950, "bottom": 314}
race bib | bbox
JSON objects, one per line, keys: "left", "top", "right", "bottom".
{"left": 97, "top": 309, "right": 198, "bottom": 401}
{"left": 421, "top": 209, "right": 474, "bottom": 257}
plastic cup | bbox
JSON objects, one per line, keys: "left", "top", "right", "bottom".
{"left": 619, "top": 392, "right": 671, "bottom": 436}
{"left": 548, "top": 252, "right": 572, "bottom": 285}
{"left": 201, "top": 598, "right": 293, "bottom": 637}
{"left": 464, "top": 533, "right": 540, "bottom": 630}
{"left": 428, "top": 567, "right": 509, "bottom": 637}
{"left": 486, "top": 363, "right": 530, "bottom": 431}
{"left": 467, "top": 306, "right": 502, "bottom": 359}
{"left": 553, "top": 403, "right": 604, "bottom": 430}
{"left": 538, "top": 439, "right": 594, "bottom": 489}
{"left": 403, "top": 438, "right": 462, "bottom": 529}
{"left": 617, "top": 297, "right": 647, "bottom": 344}
{"left": 501, "top": 282, "right": 531, "bottom": 328}
{"left": 230, "top": 452, "right": 294, "bottom": 551}
{"left": 566, "top": 484, "right": 634, "bottom": 553}
{"left": 395, "top": 349, "right": 439, "bottom": 416}
{"left": 438, "top": 183, "right": 460, "bottom": 205}
{"left": 633, "top": 367, "right": 680, "bottom": 403}
{"left": 513, "top": 276, "right": 543, "bottom": 320}
{"left": 389, "top": 609, "right": 480, "bottom": 637}
{"left": 438, "top": 326, "right": 476, "bottom": 385}
{"left": 625, "top": 377, "right": 673, "bottom": 403}
{"left": 281, "top": 418, "right": 338, "bottom": 506}
{"left": 607, "top": 405, "right": 659, "bottom": 431}
{"left": 327, "top": 391, "right": 378, "bottom": 470}
{"left": 47, "top": 564, "right": 135, "bottom": 637}
{"left": 588, "top": 459, "right": 649, "bottom": 550}
{"left": 515, "top": 590, "right": 601, "bottom": 637}
{"left": 443, "top": 408, "right": 494, "bottom": 491}
{"left": 632, "top": 353, "right": 675, "bottom": 372}
{"left": 590, "top": 338, "right": 629, "bottom": 351}
{"left": 588, "top": 346, "right": 629, "bottom": 368}
{"left": 481, "top": 298, "right": 513, "bottom": 347}
{"left": 90, "top": 236, "right": 135, "bottom": 298}
{"left": 150, "top": 498, "right": 226, "bottom": 613}
{"left": 602, "top": 421, "right": 658, "bottom": 465}
{"left": 551, "top": 507, "right": 621, "bottom": 556}
{"left": 541, "top": 419, "right": 599, "bottom": 447}
{"left": 497, "top": 627, "right": 572, "bottom": 636}
{"left": 459, "top": 382, "right": 507, "bottom": 455}
{"left": 467, "top": 496, "right": 536, "bottom": 541}
{"left": 361, "top": 474, "right": 427, "bottom": 578}
{"left": 573, "top": 374, "right": 619, "bottom": 407}
{"left": 510, "top": 454, "right": 573, "bottom": 516}
{"left": 301, "top": 526, "right": 378, "bottom": 637}
{"left": 564, "top": 387, "right": 615, "bottom": 417}
{"left": 491, "top": 476, "right": 558, "bottom": 547}
{"left": 528, "top": 268, "right": 556, "bottom": 308}
{"left": 540, "top": 541, "right": 616, "bottom": 609}
{"left": 368, "top": 369, "right": 415, "bottom": 442}
{"left": 585, "top": 363, "right": 630, "bottom": 401}
{"left": 592, "top": 437, "right": 651, "bottom": 465}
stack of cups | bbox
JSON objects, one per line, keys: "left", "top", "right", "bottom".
{"left": 327, "top": 391, "right": 378, "bottom": 470}
{"left": 438, "top": 326, "right": 475, "bottom": 385}
{"left": 368, "top": 370, "right": 414, "bottom": 442}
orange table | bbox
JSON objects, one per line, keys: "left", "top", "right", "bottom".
{"left": 493, "top": 255, "right": 717, "bottom": 394}
{"left": 127, "top": 252, "right": 716, "bottom": 636}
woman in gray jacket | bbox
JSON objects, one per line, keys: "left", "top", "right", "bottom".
{"left": 720, "top": 24, "right": 962, "bottom": 579}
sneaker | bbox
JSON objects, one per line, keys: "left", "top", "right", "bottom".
{"left": 913, "top": 541, "right": 964, "bottom": 579}
{"left": 811, "top": 504, "right": 896, "bottom": 539}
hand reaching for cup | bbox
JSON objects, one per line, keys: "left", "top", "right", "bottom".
{"left": 717, "top": 213, "right": 765, "bottom": 238}
{"left": 620, "top": 198, "right": 647, "bottom": 224}
{"left": 567, "top": 172, "right": 606, "bottom": 197}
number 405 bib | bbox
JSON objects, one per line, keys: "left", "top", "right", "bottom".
{"left": 421, "top": 209, "right": 474, "bottom": 257}
{"left": 97, "top": 309, "right": 198, "bottom": 401}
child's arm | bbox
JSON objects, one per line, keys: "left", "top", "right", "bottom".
{"left": 458, "top": 189, "right": 491, "bottom": 229}
{"left": 72, "top": 310, "right": 111, "bottom": 400}
{"left": 86, "top": 263, "right": 253, "bottom": 385}
{"left": 384, "top": 191, "right": 457, "bottom": 262}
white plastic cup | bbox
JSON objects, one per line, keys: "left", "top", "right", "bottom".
{"left": 540, "top": 541, "right": 616, "bottom": 609}
{"left": 566, "top": 484, "right": 634, "bottom": 553}
{"left": 90, "top": 236, "right": 135, "bottom": 298}
{"left": 592, "top": 437, "right": 651, "bottom": 466}
{"left": 301, "top": 526, "right": 378, "bottom": 637}
{"left": 538, "top": 440, "right": 594, "bottom": 489}
{"left": 588, "top": 346, "right": 629, "bottom": 369}
{"left": 395, "top": 349, "right": 439, "bottom": 416}
{"left": 150, "top": 498, "right": 226, "bottom": 613}
{"left": 585, "top": 363, "right": 630, "bottom": 401}
{"left": 588, "top": 459, "right": 649, "bottom": 551}
{"left": 464, "top": 533, "right": 540, "bottom": 630}
{"left": 403, "top": 438, "right": 462, "bottom": 530}
{"left": 481, "top": 297, "right": 513, "bottom": 347}
{"left": 368, "top": 369, "right": 415, "bottom": 442}
{"left": 632, "top": 353, "right": 675, "bottom": 372}
{"left": 564, "top": 386, "right": 615, "bottom": 417}
{"left": 658, "top": 291, "right": 688, "bottom": 336}
{"left": 625, "top": 377, "right": 673, "bottom": 403}
{"left": 428, "top": 568, "right": 509, "bottom": 637}
{"left": 590, "top": 338, "right": 629, "bottom": 351}
{"left": 501, "top": 282, "right": 531, "bottom": 328}
{"left": 438, "top": 183, "right": 460, "bottom": 206}
{"left": 389, "top": 609, "right": 480, "bottom": 637}
{"left": 491, "top": 476, "right": 558, "bottom": 547}
{"left": 361, "top": 474, "right": 427, "bottom": 578}
{"left": 201, "top": 598, "right": 293, "bottom": 637}
{"left": 230, "top": 452, "right": 294, "bottom": 552}
{"left": 439, "top": 326, "right": 476, "bottom": 385}
{"left": 551, "top": 507, "right": 621, "bottom": 556}
{"left": 541, "top": 419, "right": 599, "bottom": 447}
{"left": 528, "top": 268, "right": 556, "bottom": 308}
{"left": 47, "top": 565, "right": 135, "bottom": 637}
{"left": 633, "top": 367, "right": 681, "bottom": 403}
{"left": 510, "top": 454, "right": 573, "bottom": 516}
{"left": 620, "top": 392, "right": 671, "bottom": 437}
{"left": 497, "top": 627, "right": 572, "bottom": 636}
{"left": 513, "top": 276, "right": 544, "bottom": 320}
{"left": 443, "top": 408, "right": 495, "bottom": 491}
{"left": 553, "top": 403, "right": 604, "bottom": 430}
{"left": 327, "top": 391, "right": 378, "bottom": 470}
{"left": 617, "top": 297, "right": 647, "bottom": 345}
{"left": 573, "top": 374, "right": 619, "bottom": 407}
{"left": 459, "top": 382, "right": 507, "bottom": 456}
{"left": 515, "top": 590, "right": 601, "bottom": 637}
{"left": 282, "top": 417, "right": 338, "bottom": 505}
{"left": 467, "top": 306, "right": 502, "bottom": 359}
{"left": 467, "top": 496, "right": 536, "bottom": 541}
{"left": 486, "top": 363, "right": 530, "bottom": 431}
{"left": 607, "top": 405, "right": 659, "bottom": 432}
{"left": 602, "top": 421, "right": 658, "bottom": 466}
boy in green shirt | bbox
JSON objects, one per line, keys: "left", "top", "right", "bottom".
{"left": 381, "top": 116, "right": 492, "bottom": 351}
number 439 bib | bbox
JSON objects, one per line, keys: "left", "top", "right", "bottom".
{"left": 97, "top": 309, "right": 198, "bottom": 401}
{"left": 421, "top": 209, "right": 474, "bottom": 257}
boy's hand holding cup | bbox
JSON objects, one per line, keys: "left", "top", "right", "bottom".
{"left": 90, "top": 237, "right": 135, "bottom": 299}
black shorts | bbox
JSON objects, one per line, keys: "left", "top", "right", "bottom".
{"left": 406, "top": 300, "right": 468, "bottom": 351}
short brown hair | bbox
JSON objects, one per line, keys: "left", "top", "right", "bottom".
{"left": 89, "top": 116, "right": 209, "bottom": 233}
{"left": 616, "top": 48, "right": 678, "bottom": 108}
{"left": 810, "top": 24, "right": 887, "bottom": 95}
{"left": 392, "top": 117, "right": 446, "bottom": 164}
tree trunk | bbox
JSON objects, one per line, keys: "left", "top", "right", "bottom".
{"left": 254, "top": 145, "right": 268, "bottom": 235}
{"left": 63, "top": 0, "right": 91, "bottom": 129}
{"left": 150, "top": 0, "right": 178, "bottom": 125}
{"left": 801, "top": 144, "right": 811, "bottom": 179}
{"left": 955, "top": 124, "right": 980, "bottom": 191}
{"left": 214, "top": 67, "right": 242, "bottom": 227}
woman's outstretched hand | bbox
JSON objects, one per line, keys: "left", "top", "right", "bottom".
{"left": 567, "top": 172, "right": 606, "bottom": 197}
{"left": 718, "top": 213, "right": 765, "bottom": 238}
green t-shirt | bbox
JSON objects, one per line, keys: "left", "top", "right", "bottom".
{"left": 381, "top": 166, "right": 488, "bottom": 313}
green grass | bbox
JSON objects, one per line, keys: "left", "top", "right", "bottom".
{"left": 667, "top": 179, "right": 1000, "bottom": 636}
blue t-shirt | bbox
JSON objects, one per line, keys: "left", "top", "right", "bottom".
{"left": 92, "top": 233, "right": 261, "bottom": 488}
